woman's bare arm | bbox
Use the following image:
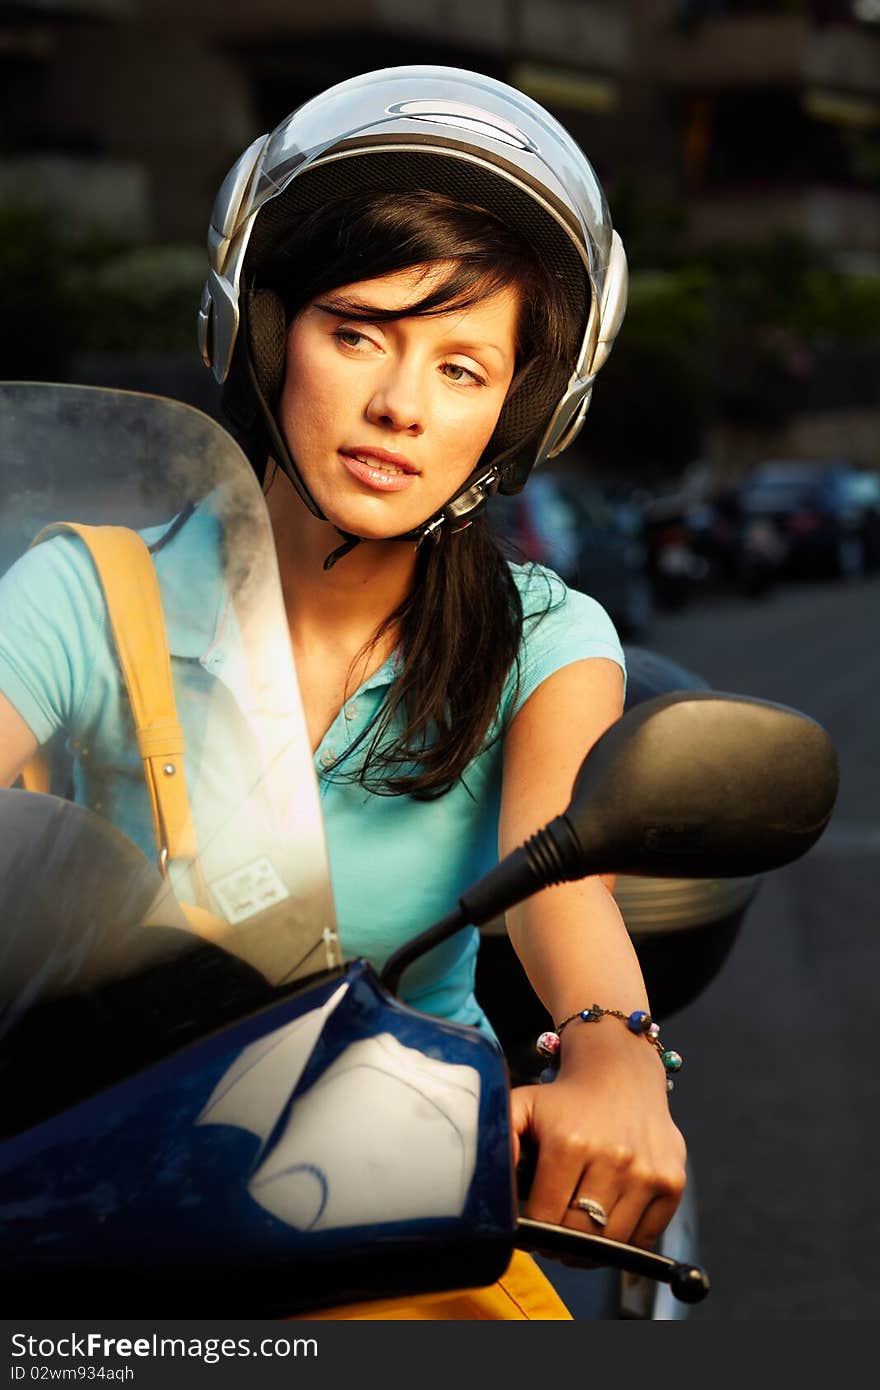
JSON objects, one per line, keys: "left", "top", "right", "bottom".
{"left": 499, "top": 657, "right": 686, "bottom": 1250}
{"left": 0, "top": 693, "right": 38, "bottom": 787}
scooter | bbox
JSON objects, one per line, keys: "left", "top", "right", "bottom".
{"left": 0, "top": 385, "right": 839, "bottom": 1318}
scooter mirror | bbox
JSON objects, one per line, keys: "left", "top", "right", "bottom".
{"left": 381, "top": 692, "right": 839, "bottom": 993}
{"left": 452, "top": 690, "right": 840, "bottom": 930}
{"left": 560, "top": 691, "right": 839, "bottom": 880}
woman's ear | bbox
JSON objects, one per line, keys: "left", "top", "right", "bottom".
{"left": 244, "top": 288, "right": 288, "bottom": 407}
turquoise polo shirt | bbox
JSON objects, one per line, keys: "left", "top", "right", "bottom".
{"left": 0, "top": 505, "right": 625, "bottom": 1034}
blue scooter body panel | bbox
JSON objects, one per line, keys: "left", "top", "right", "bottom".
{"left": 0, "top": 960, "right": 515, "bottom": 1315}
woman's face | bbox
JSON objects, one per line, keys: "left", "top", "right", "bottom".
{"left": 277, "top": 263, "right": 519, "bottom": 540}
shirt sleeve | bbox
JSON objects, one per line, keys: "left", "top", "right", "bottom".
{"left": 0, "top": 534, "right": 107, "bottom": 745}
{"left": 503, "top": 562, "right": 626, "bottom": 721}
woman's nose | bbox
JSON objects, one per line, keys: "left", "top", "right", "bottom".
{"left": 365, "top": 361, "right": 425, "bottom": 434}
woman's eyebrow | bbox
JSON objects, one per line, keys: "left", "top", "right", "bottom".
{"left": 313, "top": 297, "right": 385, "bottom": 319}
{"left": 441, "top": 336, "right": 509, "bottom": 367}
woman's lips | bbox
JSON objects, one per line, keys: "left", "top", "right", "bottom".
{"left": 339, "top": 450, "right": 417, "bottom": 493}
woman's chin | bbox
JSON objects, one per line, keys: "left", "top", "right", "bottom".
{"left": 320, "top": 502, "right": 433, "bottom": 546}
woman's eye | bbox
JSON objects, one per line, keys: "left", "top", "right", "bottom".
{"left": 441, "top": 362, "right": 486, "bottom": 387}
{"left": 334, "top": 328, "right": 368, "bottom": 349}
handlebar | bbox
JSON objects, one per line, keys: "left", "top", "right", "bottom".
{"left": 515, "top": 1218, "right": 710, "bottom": 1304}
{"left": 516, "top": 1139, "right": 710, "bottom": 1304}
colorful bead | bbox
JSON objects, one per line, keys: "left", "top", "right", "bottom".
{"left": 536, "top": 1030, "right": 561, "bottom": 1058}
{"left": 627, "top": 1010, "right": 652, "bottom": 1033}
{"left": 538, "top": 1005, "right": 684, "bottom": 1088}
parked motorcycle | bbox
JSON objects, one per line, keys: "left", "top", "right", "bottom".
{"left": 642, "top": 502, "right": 710, "bottom": 611}
{"left": 0, "top": 385, "right": 839, "bottom": 1318}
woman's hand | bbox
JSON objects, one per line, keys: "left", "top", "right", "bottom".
{"left": 509, "top": 1019, "right": 687, "bottom": 1249}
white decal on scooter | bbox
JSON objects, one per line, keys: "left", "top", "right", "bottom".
{"left": 247, "top": 1033, "right": 481, "bottom": 1229}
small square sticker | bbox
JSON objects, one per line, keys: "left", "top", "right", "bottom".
{"left": 210, "top": 857, "right": 290, "bottom": 925}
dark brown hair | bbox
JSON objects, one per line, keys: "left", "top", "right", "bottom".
{"left": 234, "top": 191, "right": 579, "bottom": 797}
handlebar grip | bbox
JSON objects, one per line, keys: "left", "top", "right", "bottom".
{"left": 515, "top": 1134, "right": 710, "bottom": 1305}
{"left": 516, "top": 1218, "right": 711, "bottom": 1303}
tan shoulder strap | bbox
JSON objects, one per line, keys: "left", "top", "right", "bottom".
{"left": 22, "top": 523, "right": 197, "bottom": 866}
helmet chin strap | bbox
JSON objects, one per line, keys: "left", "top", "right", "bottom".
{"left": 321, "top": 530, "right": 363, "bottom": 571}
{"left": 320, "top": 465, "right": 502, "bottom": 570}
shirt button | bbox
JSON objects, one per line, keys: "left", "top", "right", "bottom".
{"left": 320, "top": 748, "right": 335, "bottom": 767}
{"left": 344, "top": 702, "right": 359, "bottom": 720}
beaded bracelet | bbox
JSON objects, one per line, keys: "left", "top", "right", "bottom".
{"left": 536, "top": 1005, "right": 683, "bottom": 1091}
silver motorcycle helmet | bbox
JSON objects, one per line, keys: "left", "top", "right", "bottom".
{"left": 198, "top": 65, "right": 628, "bottom": 555}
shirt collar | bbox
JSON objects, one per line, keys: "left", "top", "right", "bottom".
{"left": 357, "top": 650, "right": 399, "bottom": 693}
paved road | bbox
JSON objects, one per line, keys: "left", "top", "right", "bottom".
{"left": 639, "top": 573, "right": 880, "bottom": 1319}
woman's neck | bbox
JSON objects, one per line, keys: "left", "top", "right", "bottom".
{"left": 264, "top": 465, "right": 419, "bottom": 649}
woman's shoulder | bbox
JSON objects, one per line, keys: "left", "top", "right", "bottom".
{"left": 507, "top": 558, "right": 567, "bottom": 611}
{"left": 1, "top": 529, "right": 105, "bottom": 611}
{"left": 507, "top": 559, "right": 622, "bottom": 648}
{"left": 0, "top": 530, "right": 112, "bottom": 743}
{"left": 502, "top": 560, "right": 626, "bottom": 720}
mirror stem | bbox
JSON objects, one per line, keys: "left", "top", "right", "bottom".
{"left": 460, "top": 815, "right": 583, "bottom": 923}
{"left": 380, "top": 906, "right": 467, "bottom": 996}
{"left": 379, "top": 815, "right": 584, "bottom": 996}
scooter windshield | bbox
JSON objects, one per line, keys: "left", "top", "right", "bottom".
{"left": 0, "top": 383, "right": 341, "bottom": 1126}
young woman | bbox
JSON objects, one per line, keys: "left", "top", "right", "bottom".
{"left": 0, "top": 67, "right": 686, "bottom": 1316}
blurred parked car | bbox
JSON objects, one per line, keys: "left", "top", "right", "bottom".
{"left": 487, "top": 474, "right": 655, "bottom": 638}
{"left": 688, "top": 494, "right": 786, "bottom": 598}
{"left": 731, "top": 460, "right": 880, "bottom": 580}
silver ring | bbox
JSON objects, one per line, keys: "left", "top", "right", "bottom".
{"left": 569, "top": 1196, "right": 608, "bottom": 1226}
